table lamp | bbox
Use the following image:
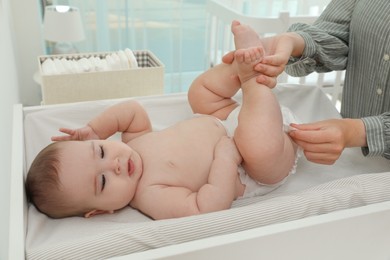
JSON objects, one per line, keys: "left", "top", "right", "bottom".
{"left": 43, "top": 5, "right": 85, "bottom": 54}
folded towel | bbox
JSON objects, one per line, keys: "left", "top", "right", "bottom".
{"left": 41, "top": 49, "right": 139, "bottom": 75}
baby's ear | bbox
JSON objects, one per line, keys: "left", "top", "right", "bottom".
{"left": 84, "top": 209, "right": 114, "bottom": 218}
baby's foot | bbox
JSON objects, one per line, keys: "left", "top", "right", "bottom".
{"left": 231, "top": 20, "right": 264, "bottom": 84}
{"left": 234, "top": 46, "right": 263, "bottom": 84}
{"left": 231, "top": 20, "right": 263, "bottom": 50}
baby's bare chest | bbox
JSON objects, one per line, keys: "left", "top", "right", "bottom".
{"left": 133, "top": 116, "right": 227, "bottom": 186}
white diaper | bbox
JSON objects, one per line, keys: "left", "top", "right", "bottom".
{"left": 222, "top": 105, "right": 301, "bottom": 199}
{"left": 237, "top": 166, "right": 285, "bottom": 197}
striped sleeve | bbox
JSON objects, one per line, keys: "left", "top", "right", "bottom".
{"left": 361, "top": 113, "right": 390, "bottom": 159}
{"left": 285, "top": 0, "right": 355, "bottom": 76}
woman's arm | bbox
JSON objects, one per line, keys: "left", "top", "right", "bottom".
{"left": 289, "top": 112, "right": 390, "bottom": 164}
{"left": 288, "top": 118, "right": 366, "bottom": 165}
{"left": 361, "top": 113, "right": 390, "bottom": 159}
{"left": 248, "top": 0, "right": 356, "bottom": 86}
{"left": 283, "top": 0, "right": 357, "bottom": 76}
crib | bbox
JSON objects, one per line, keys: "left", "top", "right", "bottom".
{"left": 9, "top": 84, "right": 390, "bottom": 259}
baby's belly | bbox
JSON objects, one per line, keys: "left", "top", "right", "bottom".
{"left": 185, "top": 115, "right": 227, "bottom": 135}
{"left": 148, "top": 116, "right": 228, "bottom": 189}
{"left": 168, "top": 116, "right": 227, "bottom": 163}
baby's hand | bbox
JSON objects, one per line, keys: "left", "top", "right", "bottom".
{"left": 51, "top": 125, "right": 99, "bottom": 141}
{"left": 215, "top": 136, "right": 242, "bottom": 165}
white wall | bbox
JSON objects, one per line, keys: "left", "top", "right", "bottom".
{"left": 1, "top": 0, "right": 43, "bottom": 258}
{"left": 0, "top": 0, "right": 20, "bottom": 258}
{"left": 9, "top": 0, "right": 44, "bottom": 106}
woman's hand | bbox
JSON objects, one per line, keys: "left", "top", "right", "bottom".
{"left": 222, "top": 33, "right": 301, "bottom": 88}
{"left": 51, "top": 125, "right": 100, "bottom": 141}
{"left": 222, "top": 49, "right": 278, "bottom": 89}
{"left": 253, "top": 33, "right": 302, "bottom": 85}
{"left": 288, "top": 119, "right": 367, "bottom": 165}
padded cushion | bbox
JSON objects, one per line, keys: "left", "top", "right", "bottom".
{"left": 23, "top": 85, "right": 390, "bottom": 259}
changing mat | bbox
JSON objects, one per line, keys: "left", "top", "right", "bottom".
{"left": 23, "top": 84, "right": 390, "bottom": 259}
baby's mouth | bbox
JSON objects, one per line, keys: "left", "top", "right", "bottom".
{"left": 128, "top": 159, "right": 135, "bottom": 176}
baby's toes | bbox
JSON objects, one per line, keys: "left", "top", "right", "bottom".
{"left": 234, "top": 49, "right": 245, "bottom": 63}
{"left": 244, "top": 48, "right": 260, "bottom": 63}
{"left": 255, "top": 47, "right": 264, "bottom": 61}
{"left": 243, "top": 50, "right": 253, "bottom": 64}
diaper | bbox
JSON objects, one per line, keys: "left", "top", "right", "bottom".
{"left": 222, "top": 105, "right": 301, "bottom": 199}
{"left": 237, "top": 166, "right": 285, "bottom": 198}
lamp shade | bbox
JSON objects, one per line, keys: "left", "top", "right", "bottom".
{"left": 43, "top": 5, "right": 85, "bottom": 42}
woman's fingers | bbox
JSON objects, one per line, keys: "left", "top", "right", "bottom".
{"left": 289, "top": 121, "right": 347, "bottom": 165}
{"left": 261, "top": 54, "right": 287, "bottom": 67}
{"left": 294, "top": 138, "right": 341, "bottom": 165}
{"left": 289, "top": 128, "right": 331, "bottom": 144}
{"left": 302, "top": 150, "right": 340, "bottom": 165}
{"left": 255, "top": 74, "right": 277, "bottom": 88}
{"left": 254, "top": 63, "right": 284, "bottom": 77}
{"left": 222, "top": 51, "right": 235, "bottom": 64}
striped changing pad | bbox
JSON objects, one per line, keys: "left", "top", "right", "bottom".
{"left": 26, "top": 171, "right": 390, "bottom": 259}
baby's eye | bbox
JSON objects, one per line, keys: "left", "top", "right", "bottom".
{"left": 99, "top": 145, "right": 105, "bottom": 158}
{"left": 101, "top": 174, "right": 106, "bottom": 191}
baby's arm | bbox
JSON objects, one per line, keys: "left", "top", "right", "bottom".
{"left": 88, "top": 100, "right": 152, "bottom": 143}
{"left": 52, "top": 100, "right": 152, "bottom": 143}
{"left": 135, "top": 137, "right": 243, "bottom": 220}
{"left": 196, "top": 136, "right": 243, "bottom": 211}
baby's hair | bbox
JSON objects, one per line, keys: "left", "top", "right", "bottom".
{"left": 26, "top": 142, "right": 87, "bottom": 218}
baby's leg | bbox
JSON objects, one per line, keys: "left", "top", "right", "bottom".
{"left": 188, "top": 63, "right": 241, "bottom": 120}
{"left": 188, "top": 21, "right": 265, "bottom": 120}
{"left": 232, "top": 23, "right": 296, "bottom": 184}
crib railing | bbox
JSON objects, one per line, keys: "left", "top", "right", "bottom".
{"left": 9, "top": 104, "right": 27, "bottom": 260}
{"left": 217, "top": 0, "right": 331, "bottom": 16}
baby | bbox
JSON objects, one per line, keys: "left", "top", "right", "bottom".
{"left": 26, "top": 21, "right": 298, "bottom": 220}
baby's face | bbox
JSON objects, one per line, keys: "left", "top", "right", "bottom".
{"left": 57, "top": 140, "right": 143, "bottom": 216}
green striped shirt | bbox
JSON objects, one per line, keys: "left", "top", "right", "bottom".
{"left": 286, "top": 0, "right": 390, "bottom": 159}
